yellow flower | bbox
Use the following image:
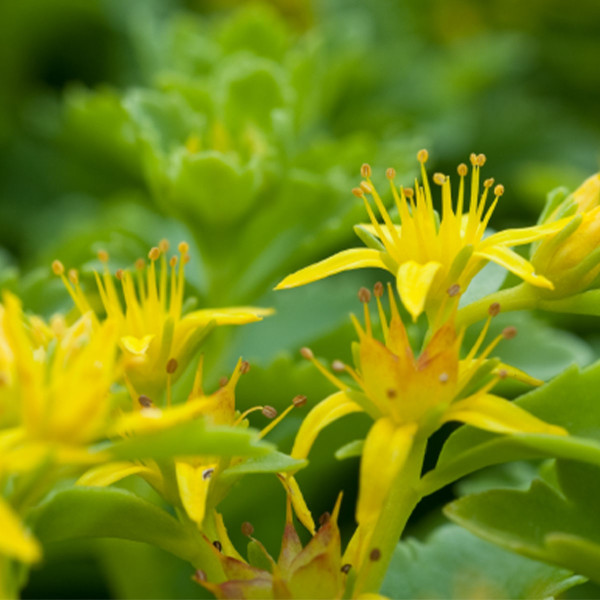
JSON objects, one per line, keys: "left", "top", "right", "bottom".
{"left": 0, "top": 495, "right": 41, "bottom": 564}
{"left": 276, "top": 151, "right": 570, "bottom": 321}
{"left": 0, "top": 292, "right": 119, "bottom": 469}
{"left": 531, "top": 173, "right": 600, "bottom": 297}
{"left": 53, "top": 240, "right": 273, "bottom": 400}
{"left": 290, "top": 285, "right": 566, "bottom": 565}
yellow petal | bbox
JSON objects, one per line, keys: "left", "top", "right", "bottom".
{"left": 278, "top": 475, "right": 316, "bottom": 534}
{"left": 76, "top": 461, "right": 156, "bottom": 487}
{"left": 356, "top": 419, "right": 416, "bottom": 527}
{"left": 214, "top": 511, "right": 245, "bottom": 561}
{"left": 291, "top": 391, "right": 364, "bottom": 460}
{"left": 121, "top": 334, "right": 155, "bottom": 355}
{"left": 275, "top": 248, "right": 389, "bottom": 290}
{"left": 0, "top": 497, "right": 41, "bottom": 563}
{"left": 442, "top": 393, "right": 567, "bottom": 436}
{"left": 396, "top": 261, "right": 442, "bottom": 321}
{"left": 176, "top": 461, "right": 217, "bottom": 525}
{"left": 483, "top": 217, "right": 575, "bottom": 247}
{"left": 184, "top": 306, "right": 274, "bottom": 326}
{"left": 474, "top": 245, "right": 554, "bottom": 289}
{"left": 494, "top": 362, "right": 543, "bottom": 387}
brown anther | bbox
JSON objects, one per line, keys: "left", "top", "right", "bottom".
{"left": 178, "top": 241, "right": 190, "bottom": 254}
{"left": 447, "top": 284, "right": 461, "bottom": 297}
{"left": 484, "top": 178, "right": 494, "bottom": 188}
{"left": 166, "top": 358, "right": 178, "bottom": 374}
{"left": 300, "top": 347, "right": 314, "bottom": 360}
{"left": 193, "top": 570, "right": 207, "bottom": 583}
{"left": 68, "top": 269, "right": 79, "bottom": 284}
{"left": 433, "top": 173, "right": 447, "bottom": 185}
{"left": 183, "top": 254, "right": 191, "bottom": 265}
{"left": 135, "top": 258, "right": 145, "bottom": 270}
{"left": 494, "top": 184, "right": 505, "bottom": 196}
{"left": 52, "top": 260, "right": 65, "bottom": 276}
{"left": 219, "top": 376, "right": 229, "bottom": 387}
{"left": 138, "top": 395, "right": 153, "bottom": 408}
{"left": 360, "top": 181, "right": 372, "bottom": 194}
{"left": 241, "top": 522, "right": 254, "bottom": 537}
{"left": 374, "top": 281, "right": 384, "bottom": 298}
{"left": 292, "top": 394, "right": 307, "bottom": 407}
{"left": 370, "top": 548, "right": 381, "bottom": 561}
{"left": 212, "top": 540, "right": 222, "bottom": 552}
{"left": 319, "top": 512, "right": 331, "bottom": 526}
{"left": 502, "top": 326, "right": 518, "bottom": 340}
{"left": 115, "top": 268, "right": 124, "bottom": 281}
{"left": 386, "top": 168, "right": 396, "bottom": 180}
{"left": 358, "top": 287, "right": 371, "bottom": 303}
{"left": 417, "top": 149, "right": 429, "bottom": 163}
{"left": 488, "top": 302, "right": 501, "bottom": 317}
{"left": 404, "top": 187, "right": 414, "bottom": 199}
{"left": 341, "top": 564, "right": 352, "bottom": 574}
{"left": 439, "top": 372, "right": 449, "bottom": 384}
{"left": 360, "top": 163, "right": 372, "bottom": 178}
{"left": 332, "top": 360, "right": 345, "bottom": 372}
{"left": 169, "top": 256, "right": 178, "bottom": 267}
{"left": 262, "top": 405, "right": 278, "bottom": 419}
{"left": 97, "top": 250, "right": 109, "bottom": 263}
{"left": 457, "top": 163, "right": 468, "bottom": 177}
{"left": 386, "top": 388, "right": 397, "bottom": 399}
{"left": 352, "top": 187, "right": 364, "bottom": 198}
{"left": 498, "top": 369, "right": 508, "bottom": 379}
{"left": 148, "top": 247, "right": 160, "bottom": 261}
{"left": 240, "top": 360, "right": 250, "bottom": 374}
{"left": 202, "top": 468, "right": 214, "bottom": 480}
{"left": 159, "top": 239, "right": 170, "bottom": 253}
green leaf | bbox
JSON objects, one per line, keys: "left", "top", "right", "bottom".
{"left": 334, "top": 439, "right": 364, "bottom": 460}
{"left": 421, "top": 361, "right": 600, "bottom": 495}
{"left": 219, "top": 452, "right": 307, "bottom": 481}
{"left": 30, "top": 487, "right": 219, "bottom": 573}
{"left": 106, "top": 421, "right": 273, "bottom": 462}
{"left": 381, "top": 524, "right": 584, "bottom": 599}
{"left": 445, "top": 461, "right": 600, "bottom": 584}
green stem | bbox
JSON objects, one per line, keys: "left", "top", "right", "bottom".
{"left": 455, "top": 283, "right": 540, "bottom": 329}
{"left": 353, "top": 437, "right": 428, "bottom": 596}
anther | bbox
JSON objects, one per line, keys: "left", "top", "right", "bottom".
{"left": 502, "top": 326, "right": 518, "bottom": 340}
{"left": 68, "top": 269, "right": 78, "bottom": 284}
{"left": 166, "top": 358, "right": 178, "bottom": 374}
{"left": 374, "top": 281, "right": 384, "bottom": 298}
{"left": 115, "top": 269, "right": 124, "bottom": 280}
{"left": 193, "top": 570, "right": 207, "bottom": 583}
{"left": 341, "top": 564, "right": 352, "bottom": 574}
{"left": 360, "top": 181, "right": 372, "bottom": 194}
{"left": 457, "top": 163, "right": 468, "bottom": 176}
{"left": 439, "top": 372, "right": 449, "bottom": 383}
{"left": 292, "top": 394, "right": 307, "bottom": 407}
{"left": 98, "top": 250, "right": 109, "bottom": 263}
{"left": 138, "top": 395, "right": 153, "bottom": 408}
{"left": 212, "top": 540, "right": 222, "bottom": 552}
{"left": 433, "top": 173, "right": 447, "bottom": 185}
{"left": 488, "top": 302, "right": 501, "bottom": 317}
{"left": 159, "top": 239, "right": 170, "bottom": 253}
{"left": 169, "top": 256, "right": 178, "bottom": 267}
{"left": 319, "top": 512, "right": 331, "bottom": 526}
{"left": 241, "top": 522, "right": 254, "bottom": 537}
{"left": 484, "top": 178, "right": 494, "bottom": 189}
{"left": 494, "top": 184, "right": 505, "bottom": 196}
{"left": 469, "top": 153, "right": 478, "bottom": 166}
{"left": 370, "top": 548, "right": 381, "bottom": 561}
{"left": 219, "top": 376, "right": 229, "bottom": 387}
{"left": 358, "top": 287, "right": 371, "bottom": 303}
{"left": 404, "top": 187, "right": 414, "bottom": 199}
{"left": 52, "top": 260, "right": 64, "bottom": 275}
{"left": 386, "top": 168, "right": 396, "bottom": 180}
{"left": 447, "top": 284, "right": 461, "bottom": 297}
{"left": 498, "top": 369, "right": 508, "bottom": 379}
{"left": 135, "top": 258, "right": 145, "bottom": 270}
{"left": 417, "top": 149, "right": 429, "bottom": 163}
{"left": 332, "top": 360, "right": 345, "bottom": 372}
{"left": 178, "top": 241, "right": 189, "bottom": 254}
{"left": 477, "top": 153, "right": 486, "bottom": 166}
{"left": 386, "top": 389, "right": 397, "bottom": 399}
{"left": 262, "top": 405, "right": 278, "bottom": 419}
{"left": 300, "top": 347, "right": 314, "bottom": 360}
{"left": 148, "top": 247, "right": 160, "bottom": 261}
{"left": 240, "top": 360, "right": 250, "bottom": 374}
{"left": 202, "top": 468, "right": 214, "bottom": 480}
{"left": 361, "top": 163, "right": 372, "bottom": 178}
{"left": 352, "top": 187, "right": 364, "bottom": 198}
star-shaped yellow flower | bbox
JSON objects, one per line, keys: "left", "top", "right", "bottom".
{"left": 276, "top": 151, "right": 571, "bottom": 321}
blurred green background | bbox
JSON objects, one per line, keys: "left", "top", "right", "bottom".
{"left": 1, "top": 0, "right": 599, "bottom": 597}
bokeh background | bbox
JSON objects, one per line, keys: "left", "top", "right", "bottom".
{"left": 1, "top": 0, "right": 599, "bottom": 597}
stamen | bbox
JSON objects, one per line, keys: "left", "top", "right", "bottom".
{"left": 292, "top": 394, "right": 307, "bottom": 407}
{"left": 68, "top": 269, "right": 78, "bottom": 284}
{"left": 433, "top": 173, "right": 447, "bottom": 185}
{"left": 300, "top": 347, "right": 314, "bottom": 360}
{"left": 52, "top": 260, "right": 64, "bottom": 275}
{"left": 193, "top": 570, "right": 207, "bottom": 583}
{"left": 262, "top": 405, "right": 278, "bottom": 419}
{"left": 332, "top": 360, "right": 346, "bottom": 372}
{"left": 386, "top": 389, "right": 397, "bottom": 398}
{"left": 360, "top": 181, "right": 372, "bottom": 194}
{"left": 488, "top": 302, "right": 501, "bottom": 317}
{"left": 370, "top": 548, "right": 381, "bottom": 561}
{"left": 148, "top": 247, "right": 160, "bottom": 261}
{"left": 212, "top": 540, "right": 222, "bottom": 552}
{"left": 219, "top": 376, "right": 229, "bottom": 387}
{"left": 135, "top": 258, "right": 145, "bottom": 271}
{"left": 417, "top": 149, "right": 429, "bottom": 164}
{"left": 502, "top": 326, "right": 518, "bottom": 340}
{"left": 352, "top": 187, "right": 364, "bottom": 198}
{"left": 166, "top": 358, "right": 178, "bottom": 374}
{"left": 159, "top": 239, "right": 170, "bottom": 253}
{"left": 240, "top": 360, "right": 250, "bottom": 374}
{"left": 300, "top": 347, "right": 349, "bottom": 391}
{"left": 319, "top": 512, "right": 331, "bottom": 526}
{"left": 341, "top": 564, "right": 352, "bottom": 574}
{"left": 115, "top": 269, "right": 123, "bottom": 281}
{"left": 494, "top": 184, "right": 504, "bottom": 196}
{"left": 361, "top": 163, "right": 372, "bottom": 178}
{"left": 178, "top": 241, "right": 189, "bottom": 254}
{"left": 98, "top": 250, "right": 109, "bottom": 263}
{"left": 447, "top": 284, "right": 461, "bottom": 297}
{"left": 358, "top": 287, "right": 372, "bottom": 336}
{"left": 241, "top": 522, "right": 254, "bottom": 537}
{"left": 202, "top": 468, "right": 214, "bottom": 480}
{"left": 439, "top": 372, "right": 449, "bottom": 383}
{"left": 386, "top": 168, "right": 396, "bottom": 180}
{"left": 138, "top": 395, "right": 153, "bottom": 408}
